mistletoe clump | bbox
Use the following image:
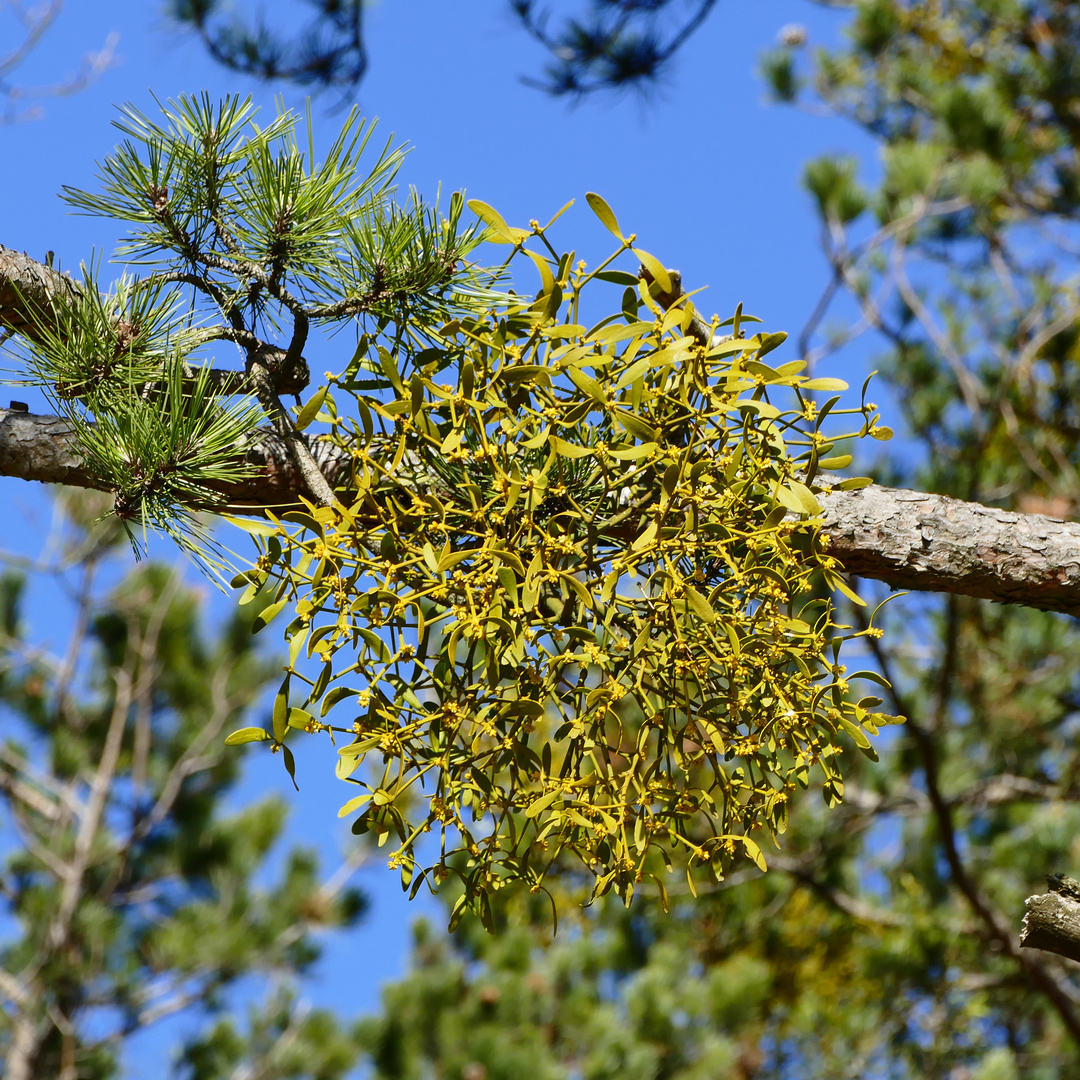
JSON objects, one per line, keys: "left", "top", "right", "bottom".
{"left": 11, "top": 95, "right": 900, "bottom": 924}
{"left": 227, "top": 197, "right": 900, "bottom": 923}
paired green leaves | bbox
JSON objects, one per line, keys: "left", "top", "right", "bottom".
{"left": 586, "top": 191, "right": 625, "bottom": 241}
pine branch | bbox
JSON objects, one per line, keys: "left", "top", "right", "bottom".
{"left": 0, "top": 405, "right": 351, "bottom": 511}
{"left": 6, "top": 401, "right": 1080, "bottom": 616}
{"left": 818, "top": 483, "right": 1080, "bottom": 617}
{"left": 8, "top": 245, "right": 1080, "bottom": 615}
{"left": 1, "top": 244, "right": 346, "bottom": 510}
{"left": 245, "top": 343, "right": 336, "bottom": 508}
{"left": 0, "top": 244, "right": 302, "bottom": 398}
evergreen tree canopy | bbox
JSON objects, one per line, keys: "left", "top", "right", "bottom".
{"left": 165, "top": 0, "right": 722, "bottom": 100}
{"left": 0, "top": 492, "right": 366, "bottom": 1079}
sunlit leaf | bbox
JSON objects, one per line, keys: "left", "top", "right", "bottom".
{"left": 586, "top": 192, "right": 625, "bottom": 240}
{"left": 295, "top": 386, "right": 328, "bottom": 431}
{"left": 633, "top": 247, "right": 672, "bottom": 293}
{"left": 224, "top": 726, "right": 272, "bottom": 745}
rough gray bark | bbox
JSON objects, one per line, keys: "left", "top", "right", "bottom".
{"left": 1022, "top": 891, "right": 1080, "bottom": 965}
{"left": 0, "top": 244, "right": 81, "bottom": 345}
{"left": 0, "top": 409, "right": 107, "bottom": 493}
{"left": 0, "top": 407, "right": 351, "bottom": 512}
{"left": 818, "top": 484, "right": 1080, "bottom": 618}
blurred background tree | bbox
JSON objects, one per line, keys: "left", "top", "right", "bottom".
{"left": 0, "top": 0, "right": 115, "bottom": 122}
{"left": 8, "top": 1, "right": 1080, "bottom": 1078}
{"left": 351, "top": 4, "right": 1080, "bottom": 1079}
{"left": 0, "top": 491, "right": 366, "bottom": 1079}
{"left": 165, "top": 0, "right": 722, "bottom": 100}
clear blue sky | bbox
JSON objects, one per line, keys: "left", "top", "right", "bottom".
{"left": 0, "top": 2, "right": 882, "bottom": 1075}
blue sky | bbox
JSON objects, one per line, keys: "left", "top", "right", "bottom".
{"left": 0, "top": 2, "right": 885, "bottom": 1074}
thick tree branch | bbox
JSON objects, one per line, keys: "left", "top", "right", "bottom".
{"left": 0, "top": 408, "right": 106, "bottom": 490}
{"left": 6, "top": 406, "right": 1080, "bottom": 612}
{"left": 7, "top": 244, "right": 1080, "bottom": 614}
{"left": 0, "top": 406, "right": 351, "bottom": 511}
{"left": 0, "top": 243, "right": 81, "bottom": 342}
{"left": 1022, "top": 889, "right": 1080, "bottom": 964}
{"left": 818, "top": 483, "right": 1080, "bottom": 617}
